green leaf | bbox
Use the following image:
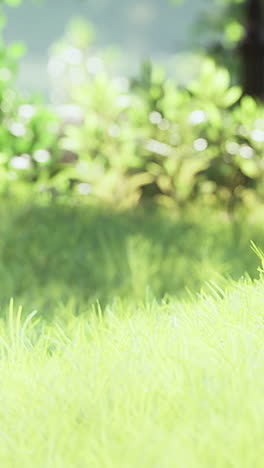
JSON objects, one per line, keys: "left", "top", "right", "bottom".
{"left": 212, "top": 68, "right": 230, "bottom": 95}
{"left": 222, "top": 86, "right": 242, "bottom": 107}
{"left": 237, "top": 158, "right": 259, "bottom": 178}
{"left": 240, "top": 96, "right": 257, "bottom": 114}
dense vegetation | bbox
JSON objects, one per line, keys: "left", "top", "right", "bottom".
{"left": 0, "top": 5, "right": 263, "bottom": 212}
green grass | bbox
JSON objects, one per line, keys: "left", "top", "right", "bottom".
{"left": 0, "top": 200, "right": 263, "bottom": 316}
{"left": 0, "top": 199, "right": 264, "bottom": 467}
{"left": 0, "top": 276, "right": 264, "bottom": 467}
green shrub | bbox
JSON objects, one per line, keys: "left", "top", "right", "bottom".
{"left": 48, "top": 21, "right": 263, "bottom": 210}
{"left": 0, "top": 16, "right": 264, "bottom": 211}
{"left": 0, "top": 0, "right": 64, "bottom": 196}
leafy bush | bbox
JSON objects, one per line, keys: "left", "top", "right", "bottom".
{"left": 0, "top": 0, "right": 63, "bottom": 196}
{"left": 0, "top": 15, "right": 263, "bottom": 211}
{"left": 46, "top": 20, "right": 264, "bottom": 210}
{"left": 0, "top": 98, "right": 62, "bottom": 195}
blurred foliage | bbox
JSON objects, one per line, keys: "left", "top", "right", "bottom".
{"left": 171, "top": 0, "right": 245, "bottom": 48}
{"left": 192, "top": 0, "right": 245, "bottom": 77}
{"left": 0, "top": 0, "right": 62, "bottom": 196}
{"left": 41, "top": 20, "right": 264, "bottom": 212}
{"left": 0, "top": 15, "right": 263, "bottom": 212}
{"left": 171, "top": 0, "right": 246, "bottom": 80}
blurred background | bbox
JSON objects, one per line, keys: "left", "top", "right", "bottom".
{"left": 3, "top": 0, "right": 221, "bottom": 96}
{"left": 0, "top": 0, "right": 263, "bottom": 210}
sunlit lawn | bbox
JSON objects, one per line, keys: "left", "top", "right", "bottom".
{"left": 0, "top": 199, "right": 263, "bottom": 467}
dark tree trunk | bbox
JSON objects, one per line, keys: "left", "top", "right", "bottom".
{"left": 239, "top": 0, "right": 264, "bottom": 99}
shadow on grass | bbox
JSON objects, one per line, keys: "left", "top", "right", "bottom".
{"left": 0, "top": 200, "right": 262, "bottom": 317}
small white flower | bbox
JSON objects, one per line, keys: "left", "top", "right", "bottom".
{"left": 193, "top": 138, "right": 208, "bottom": 151}
{"left": 251, "top": 129, "right": 264, "bottom": 142}
{"left": 10, "top": 154, "right": 31, "bottom": 170}
{"left": 189, "top": 110, "right": 207, "bottom": 125}
{"left": 159, "top": 119, "right": 170, "bottom": 131}
{"left": 18, "top": 104, "right": 36, "bottom": 120}
{"left": 33, "top": 149, "right": 51, "bottom": 164}
{"left": 77, "top": 183, "right": 92, "bottom": 195}
{"left": 149, "top": 111, "right": 162, "bottom": 125}
{"left": 240, "top": 145, "right": 254, "bottom": 159}
{"left": 145, "top": 139, "right": 173, "bottom": 157}
{"left": 226, "top": 141, "right": 240, "bottom": 155}
{"left": 9, "top": 122, "right": 26, "bottom": 137}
